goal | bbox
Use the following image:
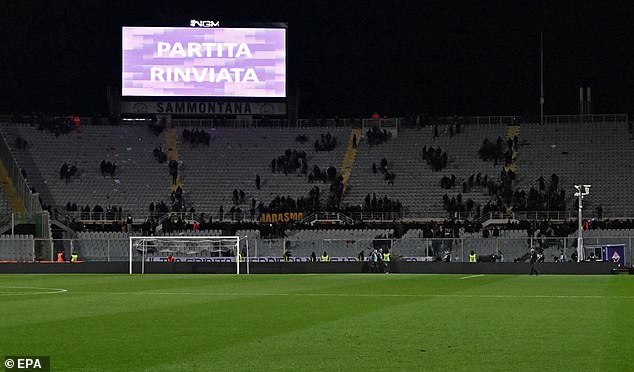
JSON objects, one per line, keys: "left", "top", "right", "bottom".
{"left": 128, "top": 235, "right": 248, "bottom": 274}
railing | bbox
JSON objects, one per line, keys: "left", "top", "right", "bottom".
{"left": 0, "top": 130, "right": 42, "bottom": 215}
{"left": 2, "top": 236, "right": 628, "bottom": 267}
{"left": 472, "top": 210, "right": 634, "bottom": 222}
{"left": 47, "top": 207, "right": 634, "bottom": 226}
{"left": 171, "top": 118, "right": 292, "bottom": 128}
{"left": 541, "top": 114, "right": 629, "bottom": 125}
{"left": 433, "top": 116, "right": 523, "bottom": 126}
{"left": 3, "top": 113, "right": 629, "bottom": 129}
{"left": 3, "top": 115, "right": 631, "bottom": 135}
{"left": 296, "top": 118, "right": 361, "bottom": 127}
{"left": 0, "top": 127, "right": 50, "bottom": 250}
{"left": 51, "top": 209, "right": 262, "bottom": 224}
{"left": 301, "top": 212, "right": 355, "bottom": 225}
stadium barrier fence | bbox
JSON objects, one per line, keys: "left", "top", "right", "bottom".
{"left": 0, "top": 236, "right": 628, "bottom": 267}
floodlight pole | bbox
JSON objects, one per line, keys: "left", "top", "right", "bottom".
{"left": 540, "top": 31, "right": 544, "bottom": 126}
{"left": 577, "top": 193, "right": 583, "bottom": 261}
{"left": 574, "top": 185, "right": 591, "bottom": 262}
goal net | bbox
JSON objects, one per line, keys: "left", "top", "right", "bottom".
{"left": 128, "top": 236, "right": 248, "bottom": 274}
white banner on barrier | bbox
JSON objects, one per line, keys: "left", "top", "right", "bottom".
{"left": 146, "top": 256, "right": 435, "bottom": 263}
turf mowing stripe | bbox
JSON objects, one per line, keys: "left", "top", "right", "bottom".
{"left": 66, "top": 291, "right": 634, "bottom": 300}
{"left": 459, "top": 274, "right": 484, "bottom": 279}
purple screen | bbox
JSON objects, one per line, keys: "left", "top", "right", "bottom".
{"left": 122, "top": 27, "right": 286, "bottom": 97}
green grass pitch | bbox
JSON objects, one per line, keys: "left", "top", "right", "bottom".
{"left": 0, "top": 273, "right": 633, "bottom": 371}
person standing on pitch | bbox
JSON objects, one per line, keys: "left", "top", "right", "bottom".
{"left": 530, "top": 248, "right": 539, "bottom": 275}
{"left": 370, "top": 249, "right": 379, "bottom": 272}
{"left": 321, "top": 251, "right": 329, "bottom": 262}
{"left": 376, "top": 249, "right": 384, "bottom": 273}
{"left": 469, "top": 250, "right": 477, "bottom": 263}
{"left": 382, "top": 248, "right": 391, "bottom": 274}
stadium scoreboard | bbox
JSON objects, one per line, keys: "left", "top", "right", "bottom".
{"left": 122, "top": 26, "right": 286, "bottom": 99}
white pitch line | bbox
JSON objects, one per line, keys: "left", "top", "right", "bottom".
{"left": 68, "top": 291, "right": 634, "bottom": 300}
{"left": 459, "top": 274, "right": 484, "bottom": 280}
{"left": 0, "top": 286, "right": 68, "bottom": 296}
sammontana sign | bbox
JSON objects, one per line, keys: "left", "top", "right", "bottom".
{"left": 121, "top": 101, "right": 286, "bottom": 115}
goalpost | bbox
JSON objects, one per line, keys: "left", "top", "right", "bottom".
{"left": 128, "top": 235, "right": 249, "bottom": 275}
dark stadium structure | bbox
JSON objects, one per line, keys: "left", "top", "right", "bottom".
{"left": 0, "top": 114, "right": 630, "bottom": 274}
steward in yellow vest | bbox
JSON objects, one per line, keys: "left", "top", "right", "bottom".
{"left": 469, "top": 251, "right": 477, "bottom": 263}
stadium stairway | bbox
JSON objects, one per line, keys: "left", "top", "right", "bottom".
{"left": 0, "top": 159, "right": 25, "bottom": 214}
{"left": 505, "top": 125, "right": 520, "bottom": 173}
{"left": 165, "top": 128, "right": 182, "bottom": 192}
{"left": 339, "top": 128, "right": 361, "bottom": 199}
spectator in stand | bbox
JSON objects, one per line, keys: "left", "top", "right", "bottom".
{"left": 366, "top": 126, "right": 391, "bottom": 146}
{"left": 314, "top": 132, "right": 337, "bottom": 151}
{"left": 60, "top": 162, "right": 68, "bottom": 179}
{"left": 168, "top": 160, "right": 178, "bottom": 184}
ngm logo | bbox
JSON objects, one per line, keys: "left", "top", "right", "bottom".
{"left": 189, "top": 20, "right": 220, "bottom": 27}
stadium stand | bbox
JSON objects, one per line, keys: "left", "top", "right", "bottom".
{"left": 75, "top": 231, "right": 129, "bottom": 261}
{"left": 284, "top": 228, "right": 392, "bottom": 257}
{"left": 0, "top": 234, "right": 34, "bottom": 261}
{"left": 515, "top": 122, "right": 634, "bottom": 216}
{"left": 177, "top": 127, "right": 350, "bottom": 215}
{"left": 0, "top": 124, "right": 169, "bottom": 216}
{"left": 0, "top": 187, "right": 13, "bottom": 219}
{"left": 345, "top": 124, "right": 507, "bottom": 216}
{"left": 0, "top": 117, "right": 632, "bottom": 266}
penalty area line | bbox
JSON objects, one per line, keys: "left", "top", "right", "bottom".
{"left": 459, "top": 274, "right": 484, "bottom": 280}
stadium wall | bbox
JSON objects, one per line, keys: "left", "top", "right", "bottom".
{"left": 0, "top": 262, "right": 618, "bottom": 274}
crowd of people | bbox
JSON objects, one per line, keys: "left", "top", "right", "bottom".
{"left": 432, "top": 123, "right": 461, "bottom": 138}
{"left": 440, "top": 174, "right": 457, "bottom": 189}
{"left": 258, "top": 187, "right": 322, "bottom": 215}
{"left": 361, "top": 193, "right": 403, "bottom": 214}
{"left": 422, "top": 145, "right": 448, "bottom": 171}
{"left": 59, "top": 162, "right": 78, "bottom": 181}
{"left": 171, "top": 186, "right": 185, "bottom": 211}
{"left": 38, "top": 116, "right": 73, "bottom": 137}
{"left": 62, "top": 203, "right": 123, "bottom": 220}
{"left": 461, "top": 172, "right": 494, "bottom": 193}
{"left": 478, "top": 137, "right": 505, "bottom": 164}
{"left": 148, "top": 201, "right": 171, "bottom": 215}
{"left": 442, "top": 193, "right": 477, "bottom": 214}
{"left": 99, "top": 160, "right": 117, "bottom": 177}
{"left": 366, "top": 126, "right": 391, "bottom": 146}
{"left": 182, "top": 128, "right": 210, "bottom": 146}
{"left": 329, "top": 175, "right": 345, "bottom": 208}
{"left": 271, "top": 149, "right": 308, "bottom": 175}
{"left": 478, "top": 136, "right": 517, "bottom": 166}
{"left": 309, "top": 165, "right": 337, "bottom": 183}
{"left": 511, "top": 182, "right": 566, "bottom": 211}
{"left": 314, "top": 132, "right": 337, "bottom": 151}
{"left": 372, "top": 157, "right": 395, "bottom": 185}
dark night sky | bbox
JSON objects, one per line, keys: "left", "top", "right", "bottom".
{"left": 2, "top": 0, "right": 633, "bottom": 117}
